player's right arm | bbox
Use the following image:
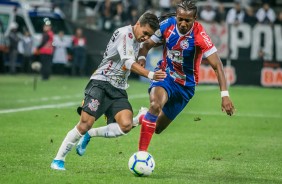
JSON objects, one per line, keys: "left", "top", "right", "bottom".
{"left": 137, "top": 39, "right": 157, "bottom": 68}
{"left": 116, "top": 28, "right": 166, "bottom": 81}
{"left": 130, "top": 62, "right": 166, "bottom": 81}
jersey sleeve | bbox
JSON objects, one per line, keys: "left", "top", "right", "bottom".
{"left": 150, "top": 29, "right": 162, "bottom": 44}
{"left": 195, "top": 23, "right": 217, "bottom": 58}
{"left": 116, "top": 30, "right": 135, "bottom": 69}
{"left": 150, "top": 18, "right": 172, "bottom": 44}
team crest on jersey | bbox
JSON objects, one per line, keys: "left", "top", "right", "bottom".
{"left": 128, "top": 33, "right": 133, "bottom": 39}
{"left": 180, "top": 39, "right": 189, "bottom": 49}
{"left": 88, "top": 99, "right": 100, "bottom": 112}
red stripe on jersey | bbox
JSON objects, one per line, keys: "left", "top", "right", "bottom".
{"left": 175, "top": 77, "right": 186, "bottom": 86}
{"left": 172, "top": 62, "right": 185, "bottom": 75}
{"left": 193, "top": 46, "right": 203, "bottom": 85}
{"left": 161, "top": 47, "right": 168, "bottom": 70}
{"left": 163, "top": 25, "right": 176, "bottom": 40}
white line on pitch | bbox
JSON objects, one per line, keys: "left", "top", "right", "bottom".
{"left": 0, "top": 87, "right": 222, "bottom": 115}
{"left": 0, "top": 94, "right": 149, "bottom": 114}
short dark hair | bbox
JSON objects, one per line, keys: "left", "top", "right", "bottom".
{"left": 138, "top": 12, "right": 159, "bottom": 32}
{"left": 177, "top": 0, "right": 198, "bottom": 16}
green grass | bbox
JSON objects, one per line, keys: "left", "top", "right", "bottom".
{"left": 0, "top": 75, "right": 282, "bottom": 184}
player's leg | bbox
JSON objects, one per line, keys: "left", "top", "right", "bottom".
{"left": 52, "top": 80, "right": 105, "bottom": 168}
{"left": 76, "top": 93, "right": 132, "bottom": 156}
{"left": 155, "top": 111, "right": 173, "bottom": 134}
{"left": 139, "top": 86, "right": 168, "bottom": 151}
{"left": 86, "top": 98, "right": 133, "bottom": 138}
{"left": 51, "top": 111, "right": 96, "bottom": 170}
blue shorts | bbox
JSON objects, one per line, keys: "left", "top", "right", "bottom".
{"left": 149, "top": 76, "right": 195, "bottom": 120}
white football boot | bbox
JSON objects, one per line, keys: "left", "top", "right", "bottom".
{"left": 132, "top": 107, "right": 148, "bottom": 127}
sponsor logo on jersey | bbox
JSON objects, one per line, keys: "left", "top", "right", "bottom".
{"left": 160, "top": 19, "right": 168, "bottom": 26}
{"left": 88, "top": 99, "right": 100, "bottom": 112}
{"left": 128, "top": 33, "right": 133, "bottom": 39}
{"left": 123, "top": 35, "right": 126, "bottom": 55}
{"left": 200, "top": 31, "right": 213, "bottom": 47}
{"left": 180, "top": 39, "right": 189, "bottom": 49}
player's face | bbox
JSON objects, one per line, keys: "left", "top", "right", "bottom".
{"left": 176, "top": 8, "right": 196, "bottom": 34}
{"left": 135, "top": 23, "right": 155, "bottom": 43}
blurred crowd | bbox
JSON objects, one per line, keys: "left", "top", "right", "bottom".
{"left": 0, "top": 21, "right": 87, "bottom": 79}
{"left": 1, "top": 0, "right": 282, "bottom": 78}
{"left": 72, "top": 0, "right": 282, "bottom": 31}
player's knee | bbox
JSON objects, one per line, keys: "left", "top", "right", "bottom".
{"left": 150, "top": 101, "right": 162, "bottom": 114}
{"left": 78, "top": 117, "right": 93, "bottom": 134}
{"left": 119, "top": 121, "right": 132, "bottom": 134}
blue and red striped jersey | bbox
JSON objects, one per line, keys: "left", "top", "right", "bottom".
{"left": 151, "top": 17, "right": 217, "bottom": 87}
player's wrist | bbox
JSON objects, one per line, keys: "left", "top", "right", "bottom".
{"left": 148, "top": 71, "right": 154, "bottom": 80}
{"left": 221, "top": 91, "right": 229, "bottom": 98}
{"left": 138, "top": 56, "right": 146, "bottom": 61}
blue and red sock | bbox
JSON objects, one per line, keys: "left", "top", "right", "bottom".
{"left": 138, "top": 112, "right": 158, "bottom": 151}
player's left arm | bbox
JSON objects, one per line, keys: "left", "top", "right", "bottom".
{"left": 206, "top": 52, "right": 235, "bottom": 116}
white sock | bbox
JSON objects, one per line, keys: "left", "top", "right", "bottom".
{"left": 88, "top": 123, "right": 125, "bottom": 138}
{"left": 54, "top": 126, "right": 82, "bottom": 161}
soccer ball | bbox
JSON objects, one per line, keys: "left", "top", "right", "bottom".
{"left": 128, "top": 151, "right": 155, "bottom": 177}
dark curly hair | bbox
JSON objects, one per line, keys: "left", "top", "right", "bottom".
{"left": 139, "top": 12, "right": 159, "bottom": 32}
{"left": 159, "top": 0, "right": 198, "bottom": 22}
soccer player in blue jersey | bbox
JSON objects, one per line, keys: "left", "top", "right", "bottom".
{"left": 134, "top": 0, "right": 235, "bottom": 151}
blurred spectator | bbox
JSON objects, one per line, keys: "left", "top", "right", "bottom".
{"left": 215, "top": 2, "right": 226, "bottom": 24}
{"left": 72, "top": 28, "right": 86, "bottom": 76}
{"left": 37, "top": 21, "right": 54, "bottom": 80}
{"left": 127, "top": 7, "right": 139, "bottom": 25}
{"left": 85, "top": 6, "right": 96, "bottom": 29}
{"left": 18, "top": 30, "right": 33, "bottom": 73}
{"left": 226, "top": 1, "right": 245, "bottom": 25}
{"left": 275, "top": 11, "right": 282, "bottom": 24}
{"left": 100, "top": 0, "right": 114, "bottom": 32}
{"left": 159, "top": 0, "right": 172, "bottom": 14}
{"left": 113, "top": 2, "right": 128, "bottom": 30}
{"left": 8, "top": 22, "right": 20, "bottom": 74}
{"left": 199, "top": 3, "right": 217, "bottom": 23}
{"left": 256, "top": 2, "right": 276, "bottom": 24}
{"left": 0, "top": 19, "right": 7, "bottom": 73}
{"left": 53, "top": 31, "right": 69, "bottom": 75}
{"left": 244, "top": 6, "right": 257, "bottom": 26}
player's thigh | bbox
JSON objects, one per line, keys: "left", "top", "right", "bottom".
{"left": 105, "top": 98, "right": 133, "bottom": 133}
{"left": 77, "top": 110, "right": 96, "bottom": 133}
{"left": 114, "top": 109, "right": 133, "bottom": 133}
{"left": 155, "top": 111, "right": 172, "bottom": 134}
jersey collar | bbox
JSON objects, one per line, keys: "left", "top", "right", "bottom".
{"left": 175, "top": 21, "right": 194, "bottom": 37}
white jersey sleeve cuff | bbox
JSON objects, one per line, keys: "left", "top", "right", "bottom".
{"left": 150, "top": 35, "right": 161, "bottom": 44}
{"left": 124, "top": 59, "right": 135, "bottom": 70}
{"left": 203, "top": 46, "right": 217, "bottom": 58}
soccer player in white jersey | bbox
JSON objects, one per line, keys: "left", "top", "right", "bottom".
{"left": 51, "top": 12, "right": 166, "bottom": 170}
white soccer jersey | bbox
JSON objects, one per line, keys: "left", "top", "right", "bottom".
{"left": 90, "top": 25, "right": 139, "bottom": 89}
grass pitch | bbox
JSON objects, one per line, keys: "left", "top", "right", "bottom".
{"left": 0, "top": 75, "right": 281, "bottom": 184}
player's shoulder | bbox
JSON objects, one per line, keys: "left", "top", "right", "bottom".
{"left": 115, "top": 25, "right": 132, "bottom": 36}
{"left": 160, "top": 16, "right": 176, "bottom": 27}
{"left": 193, "top": 21, "right": 206, "bottom": 32}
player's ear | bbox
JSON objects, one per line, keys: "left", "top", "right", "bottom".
{"left": 135, "top": 21, "right": 140, "bottom": 27}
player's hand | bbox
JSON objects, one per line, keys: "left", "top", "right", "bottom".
{"left": 137, "top": 60, "right": 146, "bottom": 68}
{"left": 221, "top": 96, "right": 235, "bottom": 116}
{"left": 153, "top": 70, "right": 167, "bottom": 81}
